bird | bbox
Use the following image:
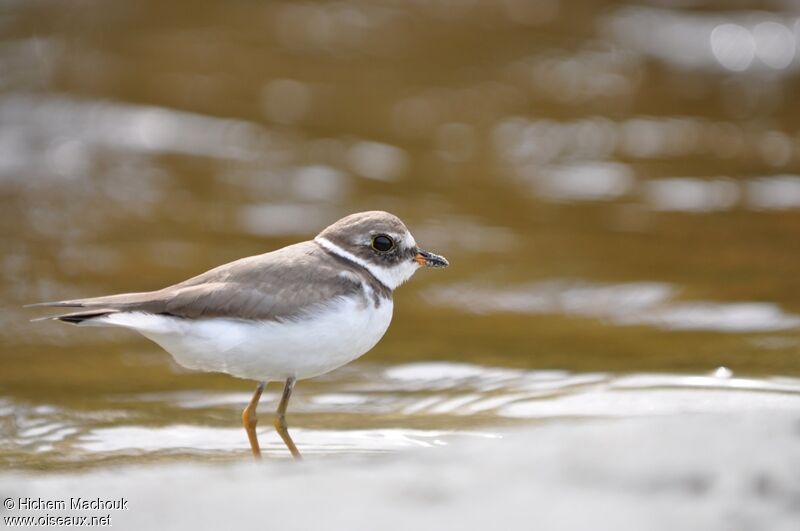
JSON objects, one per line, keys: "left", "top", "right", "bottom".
{"left": 29, "top": 211, "right": 448, "bottom": 459}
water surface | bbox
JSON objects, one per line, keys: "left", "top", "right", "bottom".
{"left": 1, "top": 0, "right": 800, "bottom": 470}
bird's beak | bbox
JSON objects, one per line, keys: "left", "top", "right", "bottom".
{"left": 414, "top": 249, "right": 449, "bottom": 268}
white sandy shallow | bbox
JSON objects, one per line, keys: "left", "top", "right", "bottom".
{"left": 2, "top": 412, "right": 799, "bottom": 531}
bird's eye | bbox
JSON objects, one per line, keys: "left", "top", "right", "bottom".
{"left": 371, "top": 235, "right": 394, "bottom": 252}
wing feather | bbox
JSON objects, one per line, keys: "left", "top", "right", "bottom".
{"left": 29, "top": 242, "right": 367, "bottom": 322}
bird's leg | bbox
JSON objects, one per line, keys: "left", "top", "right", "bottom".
{"left": 273, "top": 377, "right": 302, "bottom": 460}
{"left": 242, "top": 381, "right": 266, "bottom": 459}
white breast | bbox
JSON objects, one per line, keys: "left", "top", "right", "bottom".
{"left": 93, "top": 295, "right": 393, "bottom": 381}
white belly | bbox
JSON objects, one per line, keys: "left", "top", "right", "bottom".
{"left": 94, "top": 296, "right": 393, "bottom": 381}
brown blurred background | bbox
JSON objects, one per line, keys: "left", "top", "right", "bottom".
{"left": 2, "top": 0, "right": 800, "bottom": 466}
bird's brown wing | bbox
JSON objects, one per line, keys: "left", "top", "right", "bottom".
{"left": 28, "top": 241, "right": 369, "bottom": 322}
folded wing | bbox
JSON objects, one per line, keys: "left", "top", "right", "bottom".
{"left": 29, "top": 242, "right": 364, "bottom": 324}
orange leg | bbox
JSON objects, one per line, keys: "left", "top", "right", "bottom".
{"left": 242, "top": 381, "right": 265, "bottom": 459}
{"left": 273, "top": 377, "right": 302, "bottom": 459}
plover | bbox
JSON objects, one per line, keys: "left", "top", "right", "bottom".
{"left": 30, "top": 211, "right": 448, "bottom": 459}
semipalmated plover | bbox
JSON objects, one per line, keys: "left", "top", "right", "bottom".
{"left": 30, "top": 211, "right": 448, "bottom": 459}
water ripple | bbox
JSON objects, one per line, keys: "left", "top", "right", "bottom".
{"left": 6, "top": 362, "right": 800, "bottom": 468}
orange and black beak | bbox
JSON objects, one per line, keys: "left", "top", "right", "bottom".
{"left": 414, "top": 249, "right": 449, "bottom": 268}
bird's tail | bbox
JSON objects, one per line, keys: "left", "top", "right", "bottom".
{"left": 31, "top": 309, "right": 119, "bottom": 325}
{"left": 26, "top": 290, "right": 162, "bottom": 324}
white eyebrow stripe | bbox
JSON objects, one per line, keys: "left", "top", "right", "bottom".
{"left": 315, "top": 236, "right": 420, "bottom": 290}
{"left": 315, "top": 237, "right": 394, "bottom": 289}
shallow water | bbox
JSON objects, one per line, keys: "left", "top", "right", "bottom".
{"left": 5, "top": 413, "right": 800, "bottom": 531}
{"left": 1, "top": 0, "right": 800, "bottom": 472}
{"left": 4, "top": 362, "right": 800, "bottom": 470}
